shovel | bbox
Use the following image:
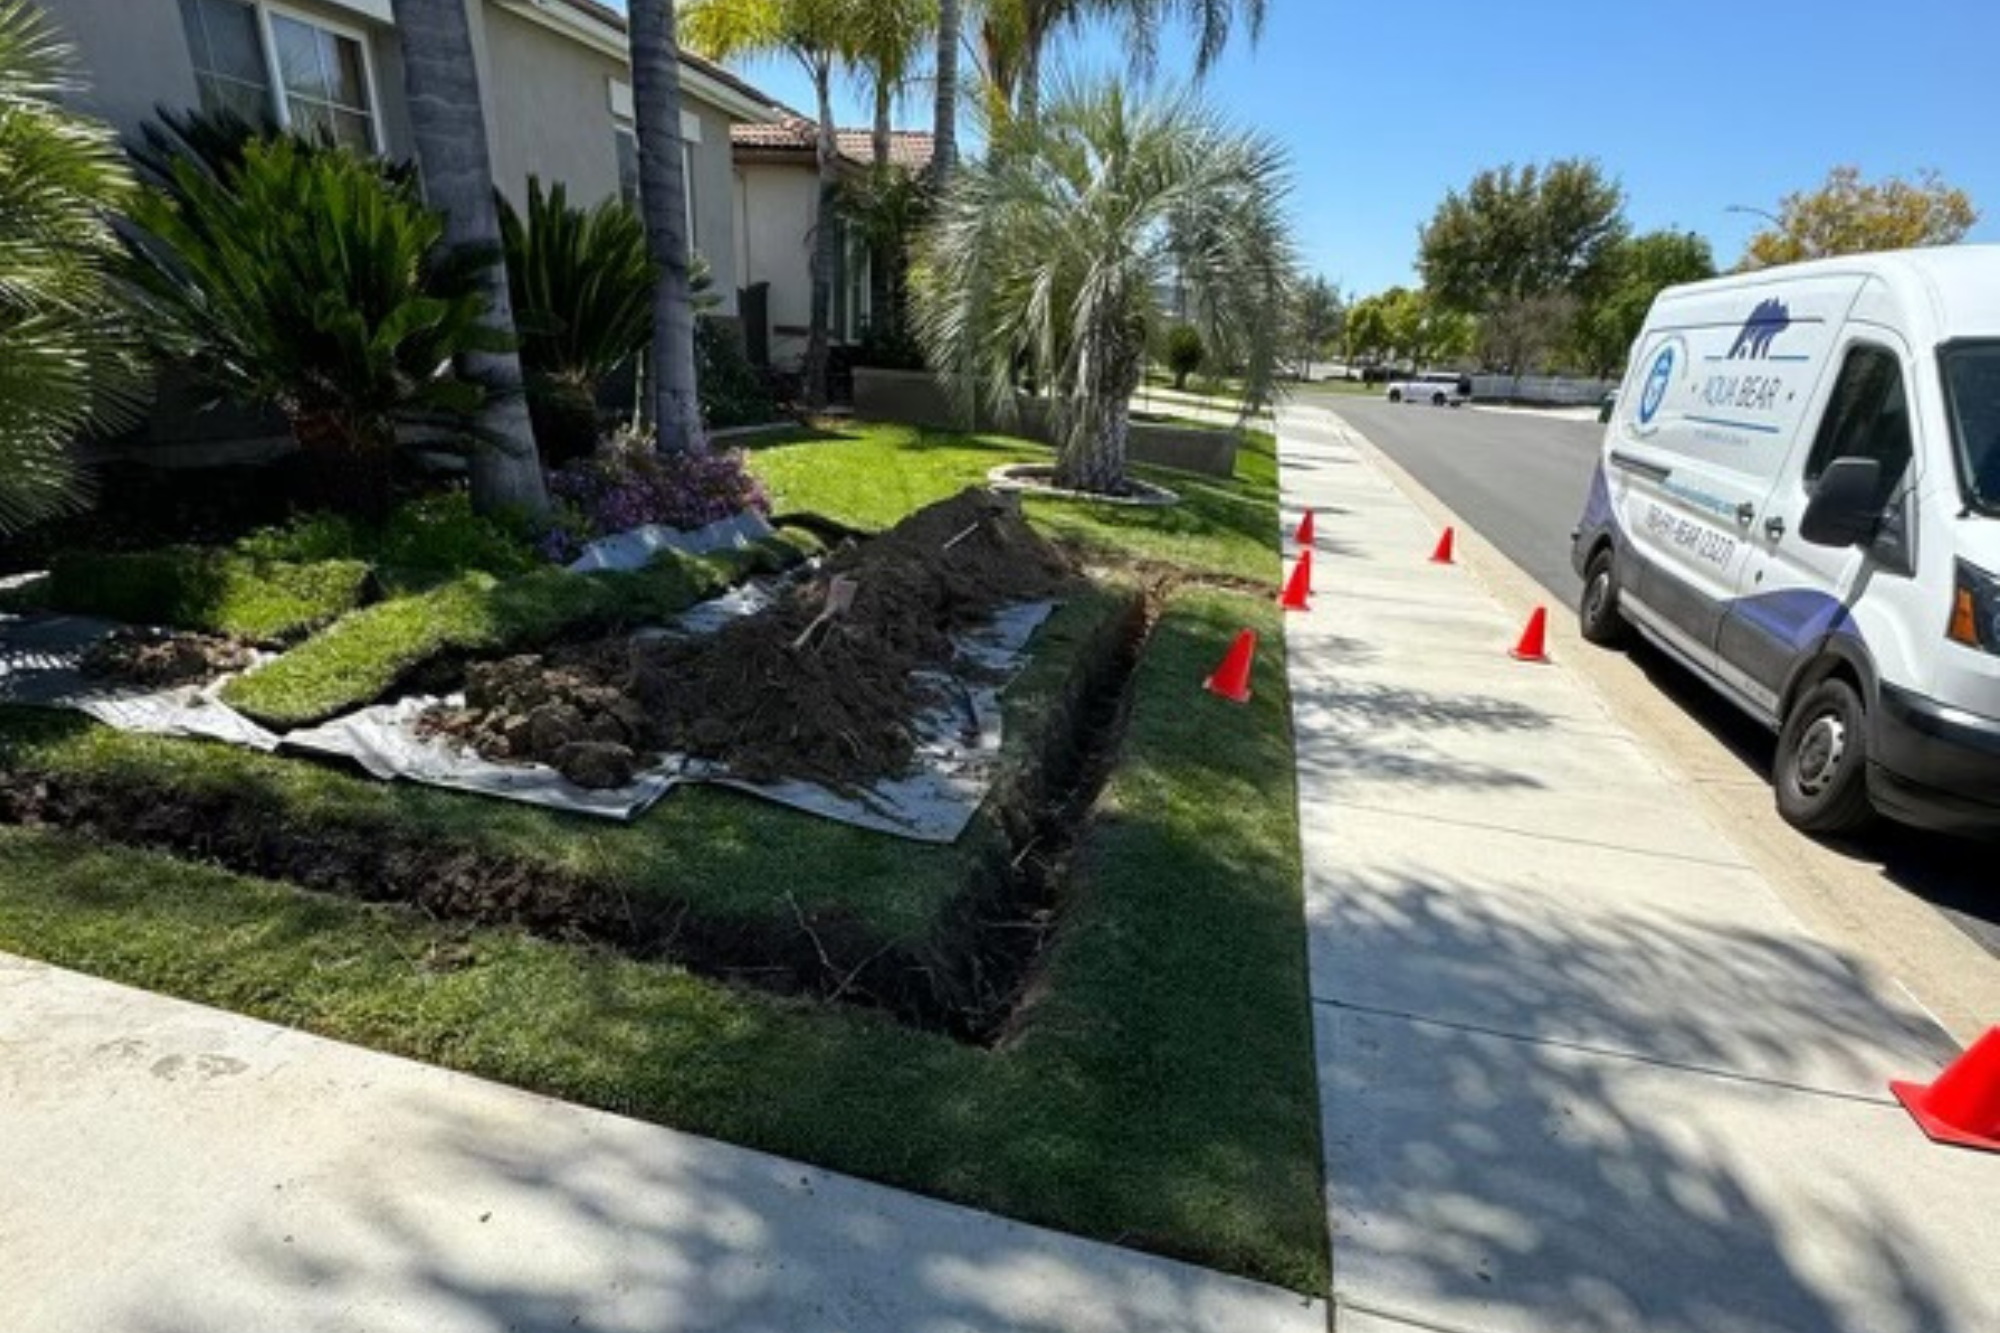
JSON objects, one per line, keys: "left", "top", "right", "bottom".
{"left": 789, "top": 575, "right": 858, "bottom": 652}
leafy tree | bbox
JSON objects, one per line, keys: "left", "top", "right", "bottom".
{"left": 498, "top": 178, "right": 654, "bottom": 464}
{"left": 1419, "top": 159, "right": 1628, "bottom": 316}
{"left": 1381, "top": 287, "right": 1473, "bottom": 368}
{"left": 914, "top": 76, "right": 1292, "bottom": 493}
{"left": 1743, "top": 165, "right": 1979, "bottom": 267}
{"left": 389, "top": 0, "right": 548, "bottom": 515}
{"left": 1289, "top": 274, "right": 1344, "bottom": 374}
{"left": 1343, "top": 291, "right": 1392, "bottom": 362}
{"left": 125, "top": 138, "right": 500, "bottom": 519}
{"left": 1571, "top": 229, "right": 1714, "bottom": 375}
{"left": 629, "top": 0, "right": 704, "bottom": 448}
{"left": 0, "top": 0, "right": 138, "bottom": 533}
{"left": 1165, "top": 324, "right": 1205, "bottom": 389}
{"left": 1478, "top": 292, "right": 1575, "bottom": 375}
{"left": 682, "top": 0, "right": 850, "bottom": 410}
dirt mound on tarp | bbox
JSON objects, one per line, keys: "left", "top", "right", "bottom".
{"left": 425, "top": 489, "right": 1076, "bottom": 790}
{"left": 79, "top": 628, "right": 256, "bottom": 688}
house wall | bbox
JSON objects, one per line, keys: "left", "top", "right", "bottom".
{"left": 736, "top": 160, "right": 820, "bottom": 370}
{"left": 479, "top": 3, "right": 620, "bottom": 208}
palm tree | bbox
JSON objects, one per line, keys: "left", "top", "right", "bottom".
{"left": 681, "top": 0, "right": 849, "bottom": 410}
{"left": 931, "top": 0, "right": 961, "bottom": 178}
{"left": 0, "top": 0, "right": 137, "bottom": 534}
{"left": 628, "top": 0, "right": 703, "bottom": 450}
{"left": 912, "top": 75, "right": 1293, "bottom": 494}
{"left": 849, "top": 0, "right": 935, "bottom": 168}
{"left": 388, "top": 0, "right": 549, "bottom": 515}
{"left": 987, "top": 0, "right": 1268, "bottom": 128}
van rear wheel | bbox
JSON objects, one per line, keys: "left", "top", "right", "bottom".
{"left": 1578, "top": 547, "right": 1628, "bottom": 647}
{"left": 1431, "top": 392, "right": 1447, "bottom": 406}
{"left": 1775, "top": 678, "right": 1877, "bottom": 835}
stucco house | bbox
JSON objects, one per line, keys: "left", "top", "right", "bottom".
{"left": 40, "top": 0, "right": 786, "bottom": 317}
{"left": 731, "top": 116, "right": 934, "bottom": 371}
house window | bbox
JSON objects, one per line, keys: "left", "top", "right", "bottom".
{"left": 175, "top": 1, "right": 379, "bottom": 152}
{"left": 178, "top": 0, "right": 272, "bottom": 124}
{"left": 268, "top": 11, "right": 376, "bottom": 152}
{"left": 615, "top": 126, "right": 699, "bottom": 250}
{"left": 832, "top": 220, "right": 871, "bottom": 342}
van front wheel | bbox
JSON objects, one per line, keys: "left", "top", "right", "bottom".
{"left": 1578, "top": 548, "right": 1628, "bottom": 647}
{"left": 1775, "top": 678, "right": 1877, "bottom": 835}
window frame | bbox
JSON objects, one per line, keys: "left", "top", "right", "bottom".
{"left": 1800, "top": 340, "right": 1914, "bottom": 494}
{"left": 180, "top": 0, "right": 277, "bottom": 124}
{"left": 1938, "top": 338, "right": 2000, "bottom": 518}
{"left": 257, "top": 1, "right": 385, "bottom": 154}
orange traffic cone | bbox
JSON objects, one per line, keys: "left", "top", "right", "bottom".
{"left": 1203, "top": 629, "right": 1257, "bottom": 703}
{"left": 1892, "top": 1026, "right": 2000, "bottom": 1153}
{"left": 1294, "top": 510, "right": 1315, "bottom": 548}
{"left": 1509, "top": 607, "right": 1550, "bottom": 663}
{"left": 1430, "top": 527, "right": 1456, "bottom": 564}
{"left": 1278, "top": 550, "right": 1312, "bottom": 611}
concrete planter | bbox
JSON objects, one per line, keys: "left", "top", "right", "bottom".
{"left": 851, "top": 367, "right": 1240, "bottom": 479}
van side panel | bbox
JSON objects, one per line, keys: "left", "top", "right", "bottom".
{"left": 1601, "top": 277, "right": 1864, "bottom": 678}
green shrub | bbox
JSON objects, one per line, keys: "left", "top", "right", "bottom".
{"left": 1166, "top": 324, "right": 1206, "bottom": 390}
{"left": 498, "top": 177, "right": 654, "bottom": 465}
{"left": 234, "top": 493, "right": 539, "bottom": 590}
{"left": 124, "top": 136, "right": 498, "bottom": 519}
{"left": 697, "top": 316, "right": 778, "bottom": 429}
{"left": 46, "top": 550, "right": 371, "bottom": 642}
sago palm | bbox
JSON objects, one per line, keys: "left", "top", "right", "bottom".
{"left": 124, "top": 137, "right": 501, "bottom": 519}
{"left": 0, "top": 0, "right": 138, "bottom": 534}
{"left": 913, "top": 75, "right": 1292, "bottom": 494}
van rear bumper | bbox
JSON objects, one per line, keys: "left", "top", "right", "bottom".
{"left": 1868, "top": 684, "right": 2000, "bottom": 836}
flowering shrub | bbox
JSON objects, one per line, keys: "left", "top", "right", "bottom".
{"left": 538, "top": 427, "right": 770, "bottom": 562}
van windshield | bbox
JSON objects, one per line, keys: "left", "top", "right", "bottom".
{"left": 1942, "top": 341, "right": 2000, "bottom": 515}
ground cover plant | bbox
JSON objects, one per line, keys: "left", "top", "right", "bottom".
{"left": 0, "top": 419, "right": 1325, "bottom": 1293}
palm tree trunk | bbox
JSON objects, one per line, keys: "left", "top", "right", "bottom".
{"left": 867, "top": 79, "right": 894, "bottom": 339}
{"left": 872, "top": 79, "right": 893, "bottom": 169}
{"left": 1057, "top": 332, "right": 1142, "bottom": 494}
{"left": 1016, "top": 23, "right": 1043, "bottom": 128}
{"left": 389, "top": 0, "right": 548, "bottom": 516}
{"left": 931, "top": 0, "right": 960, "bottom": 177}
{"left": 628, "top": 0, "right": 703, "bottom": 452}
{"left": 804, "top": 59, "right": 837, "bottom": 410}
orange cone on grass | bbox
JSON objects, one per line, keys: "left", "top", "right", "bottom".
{"left": 1509, "top": 606, "right": 1551, "bottom": 663}
{"left": 1294, "top": 510, "right": 1315, "bottom": 548}
{"left": 1203, "top": 629, "right": 1258, "bottom": 703}
{"left": 1430, "top": 527, "right": 1456, "bottom": 564}
{"left": 1278, "top": 550, "right": 1312, "bottom": 611}
{"left": 1892, "top": 1026, "right": 2000, "bottom": 1153}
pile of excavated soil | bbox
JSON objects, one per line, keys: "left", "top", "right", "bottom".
{"left": 425, "top": 489, "right": 1077, "bottom": 790}
{"left": 78, "top": 628, "right": 256, "bottom": 688}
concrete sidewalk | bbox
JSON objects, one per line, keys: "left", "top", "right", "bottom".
{"left": 0, "top": 952, "right": 1325, "bottom": 1333}
{"left": 1276, "top": 404, "right": 2000, "bottom": 1333}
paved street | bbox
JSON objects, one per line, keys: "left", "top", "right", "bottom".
{"left": 1277, "top": 402, "right": 1999, "bottom": 1333}
{"left": 1302, "top": 389, "right": 2000, "bottom": 982}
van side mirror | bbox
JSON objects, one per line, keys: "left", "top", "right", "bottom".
{"left": 1800, "top": 457, "right": 1885, "bottom": 547}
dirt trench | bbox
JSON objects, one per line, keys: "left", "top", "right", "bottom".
{"left": 0, "top": 586, "right": 1158, "bottom": 1043}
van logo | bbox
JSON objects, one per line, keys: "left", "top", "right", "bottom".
{"left": 1636, "top": 339, "right": 1681, "bottom": 430}
{"left": 1727, "top": 299, "right": 1792, "bottom": 360}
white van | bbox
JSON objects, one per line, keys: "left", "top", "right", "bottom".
{"left": 1571, "top": 247, "right": 2000, "bottom": 836}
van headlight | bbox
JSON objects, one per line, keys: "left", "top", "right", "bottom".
{"left": 1947, "top": 559, "right": 2000, "bottom": 653}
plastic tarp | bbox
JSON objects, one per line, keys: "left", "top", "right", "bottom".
{"left": 283, "top": 596, "right": 1057, "bottom": 843}
{"left": 566, "top": 511, "right": 777, "bottom": 573}
{"left": 0, "top": 613, "right": 281, "bottom": 751}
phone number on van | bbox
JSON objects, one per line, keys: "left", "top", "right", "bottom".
{"left": 1643, "top": 503, "right": 1737, "bottom": 569}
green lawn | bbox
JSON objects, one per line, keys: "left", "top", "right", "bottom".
{"left": 0, "top": 420, "right": 1327, "bottom": 1292}
{"left": 749, "top": 421, "right": 1283, "bottom": 587}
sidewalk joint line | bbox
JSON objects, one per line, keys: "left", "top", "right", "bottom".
{"left": 1311, "top": 995, "right": 1899, "bottom": 1107}
{"left": 1313, "top": 802, "right": 1751, "bottom": 869}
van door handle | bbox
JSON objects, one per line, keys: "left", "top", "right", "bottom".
{"left": 1735, "top": 503, "right": 1756, "bottom": 527}
{"left": 1763, "top": 516, "right": 1786, "bottom": 541}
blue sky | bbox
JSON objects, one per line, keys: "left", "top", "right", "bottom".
{"left": 641, "top": 1, "right": 2000, "bottom": 297}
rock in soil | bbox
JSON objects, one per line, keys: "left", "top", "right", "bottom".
{"left": 77, "top": 627, "right": 257, "bottom": 688}
{"left": 424, "top": 488, "right": 1078, "bottom": 791}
